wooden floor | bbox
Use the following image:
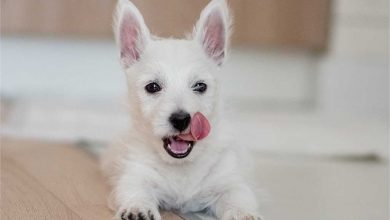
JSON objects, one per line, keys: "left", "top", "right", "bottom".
{"left": 2, "top": 137, "right": 388, "bottom": 220}
{"left": 1, "top": 137, "right": 182, "bottom": 220}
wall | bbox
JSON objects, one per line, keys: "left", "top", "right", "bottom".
{"left": 1, "top": 0, "right": 330, "bottom": 50}
{"left": 318, "top": 0, "right": 389, "bottom": 118}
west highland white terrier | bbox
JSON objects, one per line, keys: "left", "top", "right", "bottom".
{"left": 101, "top": 0, "right": 261, "bottom": 219}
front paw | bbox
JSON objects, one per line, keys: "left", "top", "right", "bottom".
{"left": 116, "top": 207, "right": 160, "bottom": 220}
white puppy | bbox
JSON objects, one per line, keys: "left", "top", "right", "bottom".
{"left": 101, "top": 0, "right": 261, "bottom": 219}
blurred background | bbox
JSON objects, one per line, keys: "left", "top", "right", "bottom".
{"left": 1, "top": 0, "right": 388, "bottom": 220}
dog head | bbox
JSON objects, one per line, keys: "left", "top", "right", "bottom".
{"left": 114, "top": 0, "right": 231, "bottom": 162}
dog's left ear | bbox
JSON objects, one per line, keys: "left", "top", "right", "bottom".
{"left": 194, "top": 0, "right": 231, "bottom": 66}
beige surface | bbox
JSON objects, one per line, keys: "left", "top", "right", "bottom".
{"left": 255, "top": 156, "right": 389, "bottom": 220}
{"left": 1, "top": 137, "right": 388, "bottom": 220}
{"left": 0, "top": 137, "right": 182, "bottom": 220}
{"left": 1, "top": 0, "right": 330, "bottom": 50}
{"left": 131, "top": 0, "right": 330, "bottom": 50}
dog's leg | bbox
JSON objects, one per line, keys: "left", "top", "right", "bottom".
{"left": 113, "top": 167, "right": 161, "bottom": 220}
{"left": 212, "top": 184, "right": 262, "bottom": 220}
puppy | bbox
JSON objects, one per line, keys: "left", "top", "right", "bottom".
{"left": 101, "top": 0, "right": 261, "bottom": 219}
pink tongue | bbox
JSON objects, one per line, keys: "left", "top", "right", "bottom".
{"left": 178, "top": 112, "right": 210, "bottom": 141}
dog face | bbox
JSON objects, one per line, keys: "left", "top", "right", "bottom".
{"left": 115, "top": 0, "right": 230, "bottom": 162}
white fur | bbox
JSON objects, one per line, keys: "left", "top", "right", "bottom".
{"left": 101, "top": 0, "right": 261, "bottom": 219}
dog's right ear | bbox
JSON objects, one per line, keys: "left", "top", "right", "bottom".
{"left": 114, "top": 0, "right": 150, "bottom": 68}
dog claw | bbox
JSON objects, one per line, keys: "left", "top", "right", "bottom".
{"left": 148, "top": 210, "right": 155, "bottom": 220}
{"left": 128, "top": 213, "right": 135, "bottom": 220}
{"left": 118, "top": 208, "right": 158, "bottom": 220}
{"left": 138, "top": 212, "right": 147, "bottom": 220}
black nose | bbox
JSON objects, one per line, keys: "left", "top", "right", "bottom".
{"left": 169, "top": 111, "right": 191, "bottom": 132}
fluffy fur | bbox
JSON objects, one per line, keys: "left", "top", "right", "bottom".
{"left": 101, "top": 0, "right": 261, "bottom": 219}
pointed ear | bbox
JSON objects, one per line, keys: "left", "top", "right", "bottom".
{"left": 194, "top": 0, "right": 231, "bottom": 65}
{"left": 114, "top": 0, "right": 150, "bottom": 68}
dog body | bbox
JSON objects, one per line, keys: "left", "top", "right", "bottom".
{"left": 101, "top": 0, "right": 260, "bottom": 219}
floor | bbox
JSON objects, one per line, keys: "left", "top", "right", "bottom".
{"left": 1, "top": 137, "right": 388, "bottom": 220}
{"left": 1, "top": 138, "right": 183, "bottom": 220}
{"left": 254, "top": 156, "right": 388, "bottom": 220}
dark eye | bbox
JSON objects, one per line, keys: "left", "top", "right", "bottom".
{"left": 192, "top": 82, "right": 207, "bottom": 93}
{"left": 145, "top": 82, "right": 161, "bottom": 94}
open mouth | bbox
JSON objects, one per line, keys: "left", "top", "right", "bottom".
{"left": 163, "top": 136, "right": 195, "bottom": 159}
{"left": 162, "top": 112, "right": 211, "bottom": 159}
